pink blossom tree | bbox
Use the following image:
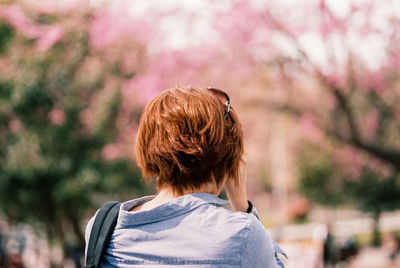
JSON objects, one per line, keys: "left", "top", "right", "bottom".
{"left": 209, "top": 0, "right": 400, "bottom": 172}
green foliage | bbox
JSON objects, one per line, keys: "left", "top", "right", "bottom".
{"left": 299, "top": 147, "right": 347, "bottom": 207}
{"left": 0, "top": 4, "right": 148, "bottom": 252}
{"left": 299, "top": 143, "right": 400, "bottom": 213}
{"left": 299, "top": 143, "right": 400, "bottom": 245}
{"left": 0, "top": 22, "right": 14, "bottom": 54}
{"left": 344, "top": 171, "right": 400, "bottom": 214}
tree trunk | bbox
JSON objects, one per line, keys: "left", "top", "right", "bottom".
{"left": 371, "top": 210, "right": 381, "bottom": 247}
{"left": 67, "top": 212, "right": 86, "bottom": 249}
{"left": 54, "top": 218, "right": 68, "bottom": 263}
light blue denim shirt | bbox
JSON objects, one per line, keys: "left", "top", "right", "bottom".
{"left": 85, "top": 193, "right": 285, "bottom": 267}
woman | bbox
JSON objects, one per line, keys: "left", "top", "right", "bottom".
{"left": 85, "top": 86, "right": 285, "bottom": 267}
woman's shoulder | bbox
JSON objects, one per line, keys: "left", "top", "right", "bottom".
{"left": 196, "top": 203, "right": 269, "bottom": 236}
{"left": 201, "top": 206, "right": 284, "bottom": 267}
{"left": 205, "top": 202, "right": 262, "bottom": 224}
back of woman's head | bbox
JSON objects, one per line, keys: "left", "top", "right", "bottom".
{"left": 135, "top": 86, "right": 244, "bottom": 194}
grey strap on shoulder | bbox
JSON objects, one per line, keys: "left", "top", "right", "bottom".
{"left": 85, "top": 201, "right": 121, "bottom": 268}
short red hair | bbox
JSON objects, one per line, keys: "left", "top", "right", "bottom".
{"left": 135, "top": 86, "right": 244, "bottom": 194}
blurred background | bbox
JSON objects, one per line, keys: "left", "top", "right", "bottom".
{"left": 0, "top": 0, "right": 399, "bottom": 267}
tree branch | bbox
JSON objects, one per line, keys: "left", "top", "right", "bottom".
{"left": 331, "top": 87, "right": 361, "bottom": 143}
{"left": 268, "top": 99, "right": 400, "bottom": 170}
{"left": 264, "top": 10, "right": 400, "bottom": 170}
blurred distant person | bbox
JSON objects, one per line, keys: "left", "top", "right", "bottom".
{"left": 388, "top": 232, "right": 400, "bottom": 264}
{"left": 85, "top": 86, "right": 286, "bottom": 267}
{"left": 339, "top": 236, "right": 358, "bottom": 264}
{"left": 6, "top": 238, "right": 23, "bottom": 268}
{"left": 323, "top": 225, "right": 336, "bottom": 268}
{"left": 0, "top": 223, "right": 5, "bottom": 267}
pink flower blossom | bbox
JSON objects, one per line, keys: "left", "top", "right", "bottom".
{"left": 102, "top": 144, "right": 122, "bottom": 162}
{"left": 0, "top": 5, "right": 42, "bottom": 38}
{"left": 364, "top": 110, "right": 379, "bottom": 134}
{"left": 121, "top": 53, "right": 139, "bottom": 76}
{"left": 368, "top": 157, "right": 393, "bottom": 179}
{"left": 326, "top": 70, "right": 342, "bottom": 87}
{"left": 36, "top": 26, "right": 63, "bottom": 51}
{"left": 0, "top": 5, "right": 63, "bottom": 51}
{"left": 118, "top": 126, "right": 138, "bottom": 145}
{"left": 332, "top": 147, "right": 362, "bottom": 180}
{"left": 388, "top": 50, "right": 400, "bottom": 71}
{"left": 299, "top": 114, "right": 324, "bottom": 143}
{"left": 49, "top": 108, "right": 66, "bottom": 125}
{"left": 9, "top": 119, "right": 23, "bottom": 133}
{"left": 0, "top": 6, "right": 27, "bottom": 30}
{"left": 79, "top": 109, "right": 92, "bottom": 128}
{"left": 123, "top": 75, "right": 163, "bottom": 105}
{"left": 319, "top": 0, "right": 327, "bottom": 11}
{"left": 36, "top": 0, "right": 82, "bottom": 14}
{"left": 326, "top": 94, "right": 337, "bottom": 109}
{"left": 89, "top": 13, "right": 116, "bottom": 50}
{"left": 366, "top": 71, "right": 386, "bottom": 92}
{"left": 89, "top": 11, "right": 149, "bottom": 50}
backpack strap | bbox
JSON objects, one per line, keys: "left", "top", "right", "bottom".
{"left": 85, "top": 201, "right": 121, "bottom": 268}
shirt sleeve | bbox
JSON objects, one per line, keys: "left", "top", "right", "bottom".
{"left": 242, "top": 215, "right": 284, "bottom": 268}
{"left": 272, "top": 240, "right": 287, "bottom": 268}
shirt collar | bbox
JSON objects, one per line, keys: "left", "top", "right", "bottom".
{"left": 117, "top": 193, "right": 229, "bottom": 227}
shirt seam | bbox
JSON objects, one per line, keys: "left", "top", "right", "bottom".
{"left": 117, "top": 202, "right": 214, "bottom": 227}
{"left": 106, "top": 256, "right": 240, "bottom": 265}
{"left": 117, "top": 194, "right": 228, "bottom": 227}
